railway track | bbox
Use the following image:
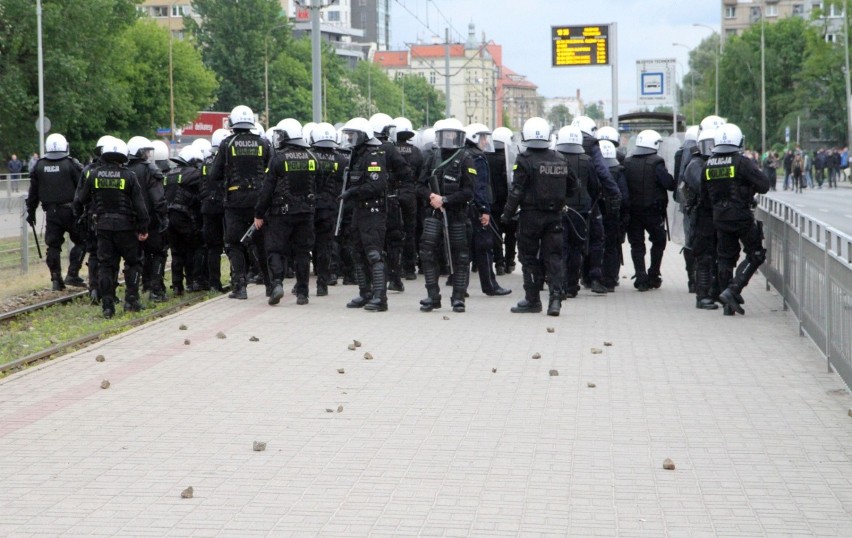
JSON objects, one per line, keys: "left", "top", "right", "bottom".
{"left": 0, "top": 285, "right": 230, "bottom": 375}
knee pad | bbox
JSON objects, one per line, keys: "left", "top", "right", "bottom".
{"left": 749, "top": 248, "right": 767, "bottom": 267}
{"left": 366, "top": 249, "right": 383, "bottom": 265}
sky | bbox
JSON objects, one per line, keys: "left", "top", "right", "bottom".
{"left": 388, "top": 0, "right": 721, "bottom": 115}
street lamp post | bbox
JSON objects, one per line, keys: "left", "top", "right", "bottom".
{"left": 844, "top": 0, "right": 852, "bottom": 156}
{"left": 693, "top": 23, "right": 719, "bottom": 115}
{"left": 760, "top": 3, "right": 766, "bottom": 156}
{"left": 36, "top": 0, "right": 45, "bottom": 157}
{"left": 673, "top": 43, "right": 696, "bottom": 124}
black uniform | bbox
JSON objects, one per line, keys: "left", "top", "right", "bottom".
{"left": 74, "top": 159, "right": 150, "bottom": 317}
{"left": 701, "top": 150, "right": 771, "bottom": 315}
{"left": 201, "top": 153, "right": 226, "bottom": 291}
{"left": 675, "top": 140, "right": 699, "bottom": 293}
{"left": 311, "top": 145, "right": 348, "bottom": 295}
{"left": 26, "top": 155, "right": 86, "bottom": 290}
{"left": 395, "top": 140, "right": 424, "bottom": 278}
{"left": 486, "top": 148, "right": 516, "bottom": 273}
{"left": 601, "top": 161, "right": 629, "bottom": 291}
{"left": 468, "top": 144, "right": 508, "bottom": 297}
{"left": 341, "top": 140, "right": 390, "bottom": 311}
{"left": 255, "top": 143, "right": 317, "bottom": 305}
{"left": 501, "top": 147, "right": 577, "bottom": 316}
{"left": 623, "top": 152, "right": 675, "bottom": 290}
{"left": 581, "top": 134, "right": 622, "bottom": 287}
{"left": 560, "top": 150, "right": 601, "bottom": 297}
{"left": 207, "top": 130, "right": 273, "bottom": 299}
{"left": 417, "top": 147, "right": 475, "bottom": 312}
{"left": 378, "top": 139, "right": 412, "bottom": 292}
{"left": 128, "top": 156, "right": 168, "bottom": 300}
{"left": 682, "top": 152, "right": 718, "bottom": 309}
{"left": 164, "top": 160, "right": 203, "bottom": 294}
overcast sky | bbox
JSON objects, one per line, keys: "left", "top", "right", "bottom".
{"left": 389, "top": 0, "right": 720, "bottom": 115}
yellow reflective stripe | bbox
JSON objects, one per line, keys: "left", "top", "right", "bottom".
{"left": 177, "top": 174, "right": 182, "bottom": 184}
{"left": 367, "top": 166, "right": 381, "bottom": 172}
{"left": 285, "top": 162, "right": 289, "bottom": 172}
{"left": 228, "top": 186, "right": 240, "bottom": 191}
{"left": 231, "top": 146, "right": 236, "bottom": 156}
{"left": 264, "top": 168, "right": 269, "bottom": 174}
{"left": 334, "top": 162, "right": 338, "bottom": 171}
{"left": 308, "top": 159, "right": 316, "bottom": 171}
{"left": 467, "top": 167, "right": 477, "bottom": 175}
{"left": 258, "top": 146, "right": 263, "bottom": 156}
{"left": 512, "top": 164, "right": 518, "bottom": 170}
{"left": 202, "top": 165, "right": 207, "bottom": 175}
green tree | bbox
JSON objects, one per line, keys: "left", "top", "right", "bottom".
{"left": 547, "top": 104, "right": 573, "bottom": 129}
{"left": 394, "top": 73, "right": 446, "bottom": 129}
{"left": 585, "top": 102, "right": 605, "bottom": 121}
{"left": 348, "top": 61, "right": 402, "bottom": 118}
{"left": 187, "top": 0, "right": 285, "bottom": 113}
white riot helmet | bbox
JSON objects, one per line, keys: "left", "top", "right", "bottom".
{"left": 555, "top": 126, "right": 585, "bottom": 154}
{"left": 275, "top": 118, "right": 308, "bottom": 147}
{"left": 698, "top": 128, "right": 716, "bottom": 157}
{"left": 572, "top": 115, "right": 597, "bottom": 137}
{"left": 393, "top": 116, "right": 415, "bottom": 143}
{"left": 699, "top": 115, "right": 726, "bottom": 134}
{"left": 151, "top": 140, "right": 169, "bottom": 162}
{"left": 101, "top": 138, "right": 129, "bottom": 163}
{"left": 599, "top": 140, "right": 619, "bottom": 167}
{"left": 597, "top": 125, "right": 620, "bottom": 147}
{"left": 521, "top": 117, "right": 551, "bottom": 149}
{"left": 252, "top": 122, "right": 266, "bottom": 138}
{"left": 229, "top": 105, "right": 255, "bottom": 130}
{"left": 177, "top": 145, "right": 204, "bottom": 165}
{"left": 127, "top": 136, "right": 154, "bottom": 160}
{"left": 420, "top": 127, "right": 436, "bottom": 151}
{"left": 192, "top": 138, "right": 213, "bottom": 159}
{"left": 369, "top": 112, "right": 394, "bottom": 140}
{"left": 435, "top": 118, "right": 466, "bottom": 149}
{"left": 302, "top": 122, "right": 318, "bottom": 145}
{"left": 713, "top": 123, "right": 744, "bottom": 154}
{"left": 310, "top": 122, "right": 338, "bottom": 148}
{"left": 44, "top": 133, "right": 69, "bottom": 160}
{"left": 633, "top": 129, "right": 663, "bottom": 155}
{"left": 341, "top": 117, "right": 372, "bottom": 149}
{"left": 465, "top": 123, "right": 494, "bottom": 152}
{"left": 265, "top": 127, "right": 276, "bottom": 144}
{"left": 684, "top": 125, "right": 699, "bottom": 142}
{"left": 492, "top": 127, "right": 513, "bottom": 150}
{"left": 211, "top": 128, "right": 230, "bottom": 150}
{"left": 95, "top": 135, "right": 116, "bottom": 156}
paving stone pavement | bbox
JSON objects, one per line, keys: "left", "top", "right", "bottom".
{"left": 1, "top": 246, "right": 852, "bottom": 537}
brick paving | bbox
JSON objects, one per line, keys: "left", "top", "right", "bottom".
{"left": 1, "top": 246, "right": 852, "bottom": 537}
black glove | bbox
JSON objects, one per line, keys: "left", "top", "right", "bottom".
{"left": 26, "top": 212, "right": 36, "bottom": 226}
{"left": 337, "top": 188, "right": 356, "bottom": 202}
{"left": 158, "top": 217, "right": 170, "bottom": 233}
{"left": 500, "top": 212, "right": 511, "bottom": 227}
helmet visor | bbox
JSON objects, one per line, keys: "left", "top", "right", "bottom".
{"left": 437, "top": 129, "right": 465, "bottom": 149}
{"left": 342, "top": 129, "right": 367, "bottom": 149}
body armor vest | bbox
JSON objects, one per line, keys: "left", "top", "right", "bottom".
{"left": 704, "top": 152, "right": 754, "bottom": 207}
{"left": 201, "top": 155, "right": 225, "bottom": 214}
{"left": 521, "top": 150, "right": 569, "bottom": 211}
{"left": 313, "top": 148, "right": 345, "bottom": 209}
{"left": 564, "top": 153, "right": 593, "bottom": 212}
{"left": 486, "top": 150, "right": 508, "bottom": 200}
{"left": 34, "top": 157, "right": 79, "bottom": 205}
{"left": 624, "top": 154, "right": 667, "bottom": 209}
{"left": 223, "top": 132, "right": 266, "bottom": 193}
{"left": 91, "top": 164, "right": 135, "bottom": 217}
{"left": 164, "top": 166, "right": 200, "bottom": 214}
{"left": 271, "top": 146, "right": 316, "bottom": 213}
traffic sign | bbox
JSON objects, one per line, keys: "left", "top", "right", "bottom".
{"left": 551, "top": 25, "right": 610, "bottom": 67}
{"left": 636, "top": 59, "right": 676, "bottom": 106}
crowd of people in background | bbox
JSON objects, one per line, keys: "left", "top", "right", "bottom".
{"left": 758, "top": 145, "right": 849, "bottom": 191}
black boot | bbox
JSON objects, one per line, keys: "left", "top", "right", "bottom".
{"left": 451, "top": 292, "right": 465, "bottom": 313}
{"left": 719, "top": 288, "right": 745, "bottom": 315}
{"left": 268, "top": 280, "right": 284, "bottom": 305}
{"left": 512, "top": 269, "right": 542, "bottom": 313}
{"left": 124, "top": 295, "right": 145, "bottom": 312}
{"left": 51, "top": 271, "right": 66, "bottom": 291}
{"left": 420, "top": 287, "right": 442, "bottom": 312}
{"left": 228, "top": 277, "right": 247, "bottom": 300}
{"left": 316, "top": 282, "right": 328, "bottom": 297}
{"left": 102, "top": 297, "right": 115, "bottom": 319}
{"left": 365, "top": 260, "right": 388, "bottom": 311}
{"left": 547, "top": 293, "right": 562, "bottom": 317}
{"left": 633, "top": 273, "right": 649, "bottom": 292}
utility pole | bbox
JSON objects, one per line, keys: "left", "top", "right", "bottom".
{"left": 310, "top": 0, "right": 323, "bottom": 123}
{"left": 760, "top": 2, "right": 767, "bottom": 155}
{"left": 845, "top": 0, "right": 852, "bottom": 155}
{"left": 445, "top": 28, "right": 451, "bottom": 118}
{"left": 36, "top": 0, "right": 45, "bottom": 156}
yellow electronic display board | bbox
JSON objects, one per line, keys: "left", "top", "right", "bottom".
{"left": 552, "top": 25, "right": 610, "bottom": 67}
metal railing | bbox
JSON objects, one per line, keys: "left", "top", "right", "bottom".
{"left": 756, "top": 195, "right": 852, "bottom": 388}
{"left": 0, "top": 174, "right": 30, "bottom": 197}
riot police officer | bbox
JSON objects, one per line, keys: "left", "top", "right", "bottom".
{"left": 466, "top": 123, "right": 510, "bottom": 297}
{"left": 27, "top": 133, "right": 86, "bottom": 291}
{"left": 555, "top": 126, "right": 602, "bottom": 298}
{"left": 370, "top": 113, "right": 412, "bottom": 293}
{"left": 684, "top": 127, "right": 720, "bottom": 309}
{"left": 674, "top": 126, "right": 700, "bottom": 293}
{"left": 700, "top": 123, "right": 771, "bottom": 316}
{"left": 623, "top": 129, "right": 675, "bottom": 291}
{"left": 418, "top": 119, "right": 475, "bottom": 313}
{"left": 599, "top": 140, "right": 629, "bottom": 292}
{"left": 76, "top": 135, "right": 116, "bottom": 302}
{"left": 200, "top": 128, "right": 230, "bottom": 292}
{"left": 165, "top": 145, "right": 204, "bottom": 295}
{"left": 254, "top": 118, "right": 317, "bottom": 306}
{"left": 74, "top": 138, "right": 150, "bottom": 318}
{"left": 501, "top": 117, "right": 577, "bottom": 316}
{"left": 392, "top": 116, "right": 423, "bottom": 280}
{"left": 339, "top": 117, "right": 390, "bottom": 312}
{"left": 488, "top": 127, "right": 517, "bottom": 274}
{"left": 127, "top": 136, "right": 169, "bottom": 302}
{"left": 310, "top": 122, "right": 348, "bottom": 296}
{"left": 207, "top": 105, "right": 273, "bottom": 300}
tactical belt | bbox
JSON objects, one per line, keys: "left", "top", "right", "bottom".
{"left": 358, "top": 198, "right": 384, "bottom": 209}
{"left": 169, "top": 203, "right": 192, "bottom": 214}
{"left": 44, "top": 202, "right": 75, "bottom": 210}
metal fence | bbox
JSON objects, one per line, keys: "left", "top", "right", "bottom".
{"left": 0, "top": 173, "right": 30, "bottom": 197}
{"left": 756, "top": 195, "right": 852, "bottom": 388}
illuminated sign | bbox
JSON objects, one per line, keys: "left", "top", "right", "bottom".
{"left": 551, "top": 25, "right": 610, "bottom": 67}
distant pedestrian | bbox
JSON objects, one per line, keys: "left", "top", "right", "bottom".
{"left": 782, "top": 150, "right": 793, "bottom": 190}
{"left": 7, "top": 153, "right": 23, "bottom": 192}
{"left": 27, "top": 152, "right": 39, "bottom": 174}
{"left": 792, "top": 151, "right": 804, "bottom": 193}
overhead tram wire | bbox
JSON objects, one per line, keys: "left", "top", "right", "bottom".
{"left": 393, "top": 0, "right": 463, "bottom": 43}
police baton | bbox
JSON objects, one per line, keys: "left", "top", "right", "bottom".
{"left": 429, "top": 174, "right": 453, "bottom": 275}
{"left": 663, "top": 212, "right": 671, "bottom": 242}
{"left": 334, "top": 168, "right": 349, "bottom": 237}
{"left": 30, "top": 223, "right": 43, "bottom": 259}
